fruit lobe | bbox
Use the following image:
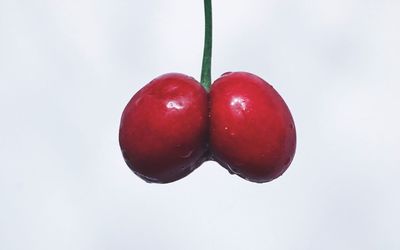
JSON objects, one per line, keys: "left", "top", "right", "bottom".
{"left": 209, "top": 72, "right": 296, "bottom": 183}
{"left": 119, "top": 73, "right": 208, "bottom": 183}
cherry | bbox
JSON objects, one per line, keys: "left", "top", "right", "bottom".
{"left": 209, "top": 72, "right": 296, "bottom": 183}
{"left": 119, "top": 73, "right": 208, "bottom": 183}
{"left": 119, "top": 0, "right": 297, "bottom": 183}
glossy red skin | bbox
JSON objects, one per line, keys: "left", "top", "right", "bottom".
{"left": 209, "top": 72, "right": 296, "bottom": 183}
{"left": 119, "top": 73, "right": 208, "bottom": 183}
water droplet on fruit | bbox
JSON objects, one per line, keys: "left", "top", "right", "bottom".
{"left": 230, "top": 97, "right": 247, "bottom": 111}
{"left": 224, "top": 126, "right": 228, "bottom": 130}
{"left": 180, "top": 149, "right": 194, "bottom": 159}
{"left": 134, "top": 96, "right": 143, "bottom": 106}
{"left": 166, "top": 100, "right": 184, "bottom": 110}
{"left": 221, "top": 72, "right": 232, "bottom": 76}
{"left": 224, "top": 165, "right": 235, "bottom": 175}
{"left": 285, "top": 157, "right": 291, "bottom": 166}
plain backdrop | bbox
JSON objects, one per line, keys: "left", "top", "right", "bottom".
{"left": 1, "top": 0, "right": 399, "bottom": 249}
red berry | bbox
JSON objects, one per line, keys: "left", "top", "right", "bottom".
{"left": 209, "top": 72, "right": 296, "bottom": 183}
{"left": 119, "top": 73, "right": 208, "bottom": 183}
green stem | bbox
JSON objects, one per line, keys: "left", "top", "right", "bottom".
{"left": 200, "top": 0, "right": 212, "bottom": 91}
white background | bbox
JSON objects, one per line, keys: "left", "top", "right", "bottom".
{"left": 1, "top": 0, "right": 399, "bottom": 249}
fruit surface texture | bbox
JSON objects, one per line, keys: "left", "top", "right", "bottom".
{"left": 209, "top": 72, "right": 296, "bottom": 182}
{"left": 119, "top": 73, "right": 208, "bottom": 183}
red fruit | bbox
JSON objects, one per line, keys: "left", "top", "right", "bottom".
{"left": 209, "top": 72, "right": 296, "bottom": 183}
{"left": 119, "top": 73, "right": 208, "bottom": 183}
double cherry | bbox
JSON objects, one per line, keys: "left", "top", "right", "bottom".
{"left": 119, "top": 71, "right": 296, "bottom": 183}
